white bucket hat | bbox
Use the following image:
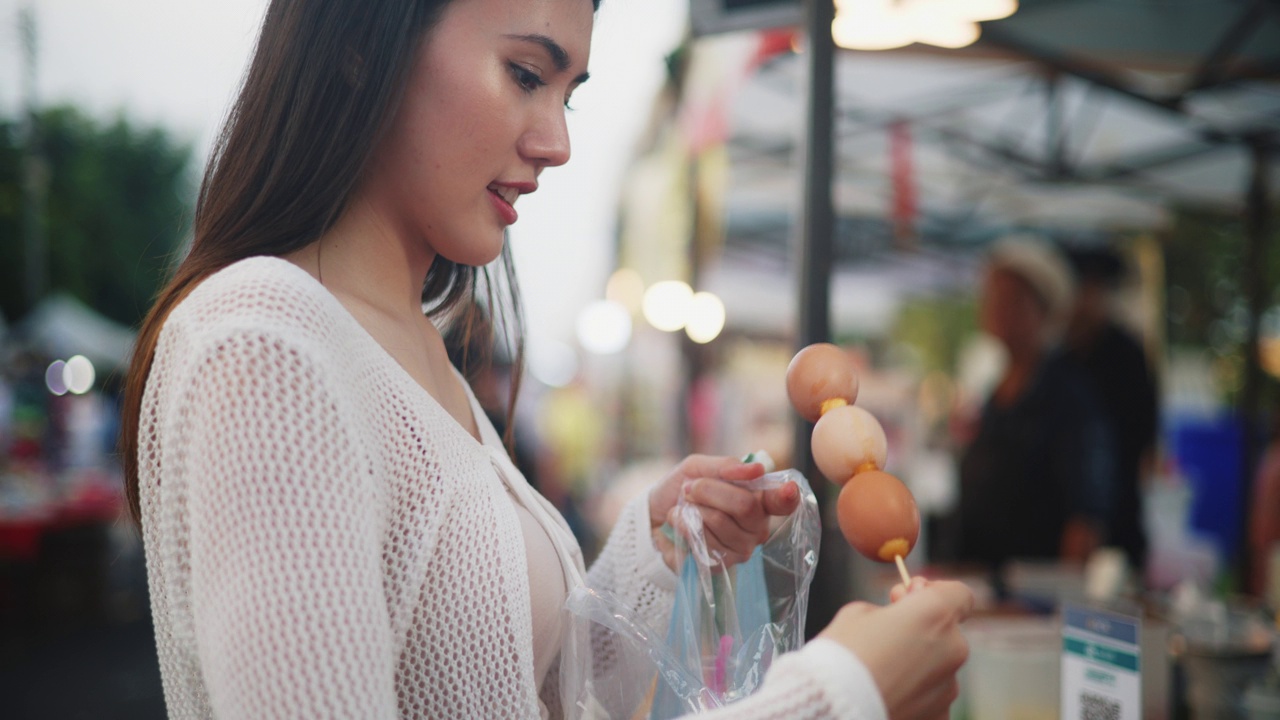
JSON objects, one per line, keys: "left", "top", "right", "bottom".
{"left": 985, "top": 235, "right": 1076, "bottom": 331}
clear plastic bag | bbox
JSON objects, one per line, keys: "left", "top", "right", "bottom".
{"left": 565, "top": 469, "right": 821, "bottom": 718}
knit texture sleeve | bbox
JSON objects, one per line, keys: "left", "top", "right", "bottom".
{"left": 175, "top": 327, "right": 396, "bottom": 718}
{"left": 690, "top": 639, "right": 889, "bottom": 720}
{"left": 583, "top": 490, "right": 676, "bottom": 685}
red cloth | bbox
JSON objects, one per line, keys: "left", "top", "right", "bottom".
{"left": 0, "top": 484, "right": 120, "bottom": 560}
{"left": 890, "top": 120, "right": 916, "bottom": 248}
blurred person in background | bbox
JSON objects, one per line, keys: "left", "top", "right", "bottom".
{"left": 1249, "top": 415, "right": 1280, "bottom": 600}
{"left": 115, "top": 0, "right": 974, "bottom": 717}
{"left": 1062, "top": 246, "right": 1158, "bottom": 576}
{"left": 951, "top": 238, "right": 1114, "bottom": 576}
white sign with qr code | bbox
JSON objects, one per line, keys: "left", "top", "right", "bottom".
{"left": 1061, "top": 604, "right": 1141, "bottom": 720}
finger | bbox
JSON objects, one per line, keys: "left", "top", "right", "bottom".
{"left": 711, "top": 549, "right": 750, "bottom": 568}
{"left": 717, "top": 460, "right": 766, "bottom": 482}
{"left": 652, "top": 528, "right": 677, "bottom": 571}
{"left": 679, "top": 454, "right": 766, "bottom": 483}
{"left": 759, "top": 481, "right": 801, "bottom": 517}
{"left": 666, "top": 507, "right": 693, "bottom": 546}
{"left": 888, "top": 576, "right": 929, "bottom": 603}
{"left": 927, "top": 580, "right": 976, "bottom": 622}
{"left": 685, "top": 479, "right": 764, "bottom": 536}
{"left": 699, "top": 506, "right": 760, "bottom": 559}
{"left": 677, "top": 455, "right": 760, "bottom": 482}
{"left": 667, "top": 506, "right": 750, "bottom": 564}
{"left": 889, "top": 583, "right": 907, "bottom": 603}
{"left": 898, "top": 579, "right": 974, "bottom": 624}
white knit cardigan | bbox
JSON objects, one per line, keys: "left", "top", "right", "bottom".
{"left": 138, "top": 256, "right": 887, "bottom": 719}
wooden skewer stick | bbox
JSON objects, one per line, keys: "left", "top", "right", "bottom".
{"left": 894, "top": 554, "right": 912, "bottom": 588}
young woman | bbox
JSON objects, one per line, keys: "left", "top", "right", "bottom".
{"left": 120, "top": 0, "right": 973, "bottom": 717}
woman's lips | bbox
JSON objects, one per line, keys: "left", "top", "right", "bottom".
{"left": 488, "top": 187, "right": 518, "bottom": 225}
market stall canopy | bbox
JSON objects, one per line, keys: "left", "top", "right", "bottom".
{"left": 8, "top": 294, "right": 136, "bottom": 373}
{"left": 979, "top": 0, "right": 1280, "bottom": 75}
{"left": 623, "top": 1, "right": 1280, "bottom": 330}
{"left": 659, "top": 0, "right": 1280, "bottom": 337}
{"left": 689, "top": 0, "right": 1280, "bottom": 256}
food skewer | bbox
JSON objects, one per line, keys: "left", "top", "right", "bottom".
{"left": 786, "top": 343, "right": 921, "bottom": 588}
{"left": 895, "top": 555, "right": 912, "bottom": 588}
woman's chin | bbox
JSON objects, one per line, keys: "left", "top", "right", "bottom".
{"left": 440, "top": 242, "right": 506, "bottom": 269}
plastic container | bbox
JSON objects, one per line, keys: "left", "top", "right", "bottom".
{"left": 1176, "top": 605, "right": 1276, "bottom": 720}
{"left": 963, "top": 617, "right": 1061, "bottom": 720}
{"left": 1144, "top": 618, "right": 1173, "bottom": 720}
{"left": 1242, "top": 641, "right": 1280, "bottom": 720}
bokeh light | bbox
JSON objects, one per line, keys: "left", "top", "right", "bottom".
{"left": 528, "top": 339, "right": 579, "bottom": 388}
{"left": 605, "top": 268, "right": 646, "bottom": 315}
{"left": 65, "top": 355, "right": 96, "bottom": 395}
{"left": 642, "top": 280, "right": 694, "bottom": 332}
{"left": 577, "top": 300, "right": 632, "bottom": 355}
{"left": 685, "top": 292, "right": 726, "bottom": 344}
{"left": 45, "top": 359, "right": 68, "bottom": 396}
{"left": 911, "top": 17, "right": 980, "bottom": 48}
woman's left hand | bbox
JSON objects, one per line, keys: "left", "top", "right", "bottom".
{"left": 649, "top": 455, "right": 801, "bottom": 570}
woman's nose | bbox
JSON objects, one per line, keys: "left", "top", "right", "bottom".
{"left": 520, "top": 105, "right": 571, "bottom": 169}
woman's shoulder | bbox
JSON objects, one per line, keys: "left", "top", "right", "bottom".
{"left": 168, "top": 255, "right": 346, "bottom": 346}
{"left": 182, "top": 255, "right": 328, "bottom": 315}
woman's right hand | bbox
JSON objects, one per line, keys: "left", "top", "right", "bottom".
{"left": 818, "top": 580, "right": 974, "bottom": 720}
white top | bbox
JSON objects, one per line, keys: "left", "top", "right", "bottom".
{"left": 507, "top": 487, "right": 566, "bottom": 718}
{"left": 137, "top": 255, "right": 888, "bottom": 719}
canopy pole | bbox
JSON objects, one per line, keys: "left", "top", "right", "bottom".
{"left": 794, "top": 0, "right": 843, "bottom": 640}
{"left": 20, "top": 5, "right": 47, "bottom": 310}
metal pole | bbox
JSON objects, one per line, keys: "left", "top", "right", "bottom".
{"left": 1045, "top": 71, "right": 1066, "bottom": 180}
{"left": 796, "top": 0, "right": 836, "bottom": 351}
{"left": 1239, "top": 136, "right": 1272, "bottom": 586}
{"left": 794, "top": 0, "right": 842, "bottom": 640}
{"left": 19, "top": 5, "right": 46, "bottom": 311}
{"left": 681, "top": 156, "right": 704, "bottom": 456}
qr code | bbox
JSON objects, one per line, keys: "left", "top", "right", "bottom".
{"left": 1080, "top": 692, "right": 1120, "bottom": 720}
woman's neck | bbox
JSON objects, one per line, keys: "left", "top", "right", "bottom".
{"left": 292, "top": 194, "right": 435, "bottom": 320}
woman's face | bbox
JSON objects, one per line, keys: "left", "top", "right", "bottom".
{"left": 366, "top": 0, "right": 594, "bottom": 267}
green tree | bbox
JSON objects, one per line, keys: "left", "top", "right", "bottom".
{"left": 0, "top": 106, "right": 194, "bottom": 328}
{"left": 890, "top": 292, "right": 977, "bottom": 375}
{"left": 1162, "top": 205, "right": 1280, "bottom": 405}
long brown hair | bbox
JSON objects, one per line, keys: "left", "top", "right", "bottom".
{"left": 120, "top": 0, "right": 592, "bottom": 524}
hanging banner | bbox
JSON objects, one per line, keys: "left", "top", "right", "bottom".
{"left": 889, "top": 119, "right": 917, "bottom": 249}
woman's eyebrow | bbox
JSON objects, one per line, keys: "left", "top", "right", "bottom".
{"left": 505, "top": 33, "right": 591, "bottom": 84}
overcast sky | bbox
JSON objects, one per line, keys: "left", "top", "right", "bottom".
{"left": 0, "top": 0, "right": 689, "bottom": 352}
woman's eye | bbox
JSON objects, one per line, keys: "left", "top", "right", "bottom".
{"left": 510, "top": 63, "right": 545, "bottom": 93}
